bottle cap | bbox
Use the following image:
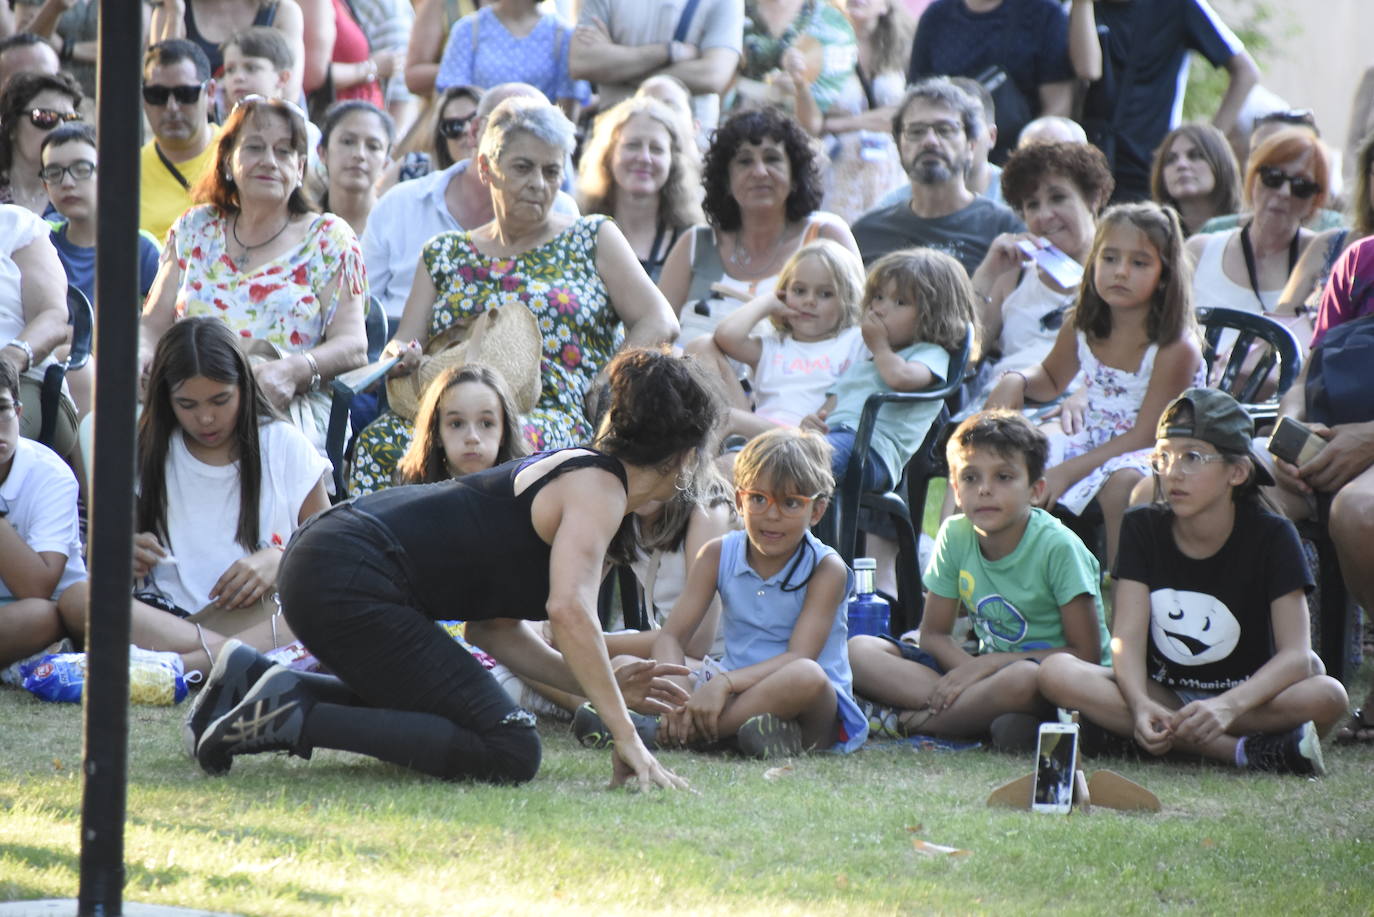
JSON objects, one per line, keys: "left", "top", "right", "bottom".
{"left": 854, "top": 557, "right": 876, "bottom": 571}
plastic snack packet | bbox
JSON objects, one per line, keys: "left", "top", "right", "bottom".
{"left": 21, "top": 646, "right": 189, "bottom": 705}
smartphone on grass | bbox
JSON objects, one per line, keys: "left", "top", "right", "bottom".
{"left": 1031, "top": 722, "right": 1079, "bottom": 814}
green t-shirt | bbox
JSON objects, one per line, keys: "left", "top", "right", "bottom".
{"left": 923, "top": 507, "right": 1109, "bottom": 663}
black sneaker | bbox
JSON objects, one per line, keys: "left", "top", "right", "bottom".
{"left": 735, "top": 713, "right": 802, "bottom": 759}
{"left": 196, "top": 665, "right": 314, "bottom": 776}
{"left": 182, "top": 639, "right": 274, "bottom": 759}
{"left": 571, "top": 703, "right": 658, "bottom": 750}
{"left": 1244, "top": 722, "right": 1325, "bottom": 777}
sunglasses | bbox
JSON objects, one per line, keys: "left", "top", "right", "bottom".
{"left": 28, "top": 108, "right": 81, "bottom": 130}
{"left": 1257, "top": 108, "right": 1316, "bottom": 129}
{"left": 39, "top": 159, "right": 96, "bottom": 183}
{"left": 439, "top": 113, "right": 476, "bottom": 139}
{"left": 231, "top": 93, "right": 308, "bottom": 123}
{"left": 1257, "top": 166, "right": 1321, "bottom": 199}
{"left": 142, "top": 83, "right": 206, "bottom": 106}
{"left": 1039, "top": 305, "right": 1067, "bottom": 333}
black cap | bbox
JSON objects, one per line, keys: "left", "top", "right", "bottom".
{"left": 1156, "top": 388, "right": 1274, "bottom": 485}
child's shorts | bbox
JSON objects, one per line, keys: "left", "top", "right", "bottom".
{"left": 880, "top": 634, "right": 946, "bottom": 675}
{"left": 1171, "top": 686, "right": 1224, "bottom": 705}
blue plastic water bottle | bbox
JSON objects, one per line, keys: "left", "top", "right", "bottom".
{"left": 847, "top": 558, "right": 890, "bottom": 638}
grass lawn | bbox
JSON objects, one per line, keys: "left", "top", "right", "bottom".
{"left": 2, "top": 678, "right": 1373, "bottom": 917}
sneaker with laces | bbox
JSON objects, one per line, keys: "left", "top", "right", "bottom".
{"left": 571, "top": 702, "right": 659, "bottom": 750}
{"left": 182, "top": 639, "right": 274, "bottom": 759}
{"left": 1243, "top": 722, "right": 1325, "bottom": 777}
{"left": 735, "top": 713, "right": 802, "bottom": 759}
{"left": 196, "top": 665, "right": 314, "bottom": 776}
{"left": 859, "top": 698, "right": 905, "bottom": 739}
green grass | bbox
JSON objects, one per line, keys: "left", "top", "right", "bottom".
{"left": 2, "top": 685, "right": 1373, "bottom": 916}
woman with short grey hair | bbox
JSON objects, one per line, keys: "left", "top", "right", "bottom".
{"left": 349, "top": 97, "right": 679, "bottom": 495}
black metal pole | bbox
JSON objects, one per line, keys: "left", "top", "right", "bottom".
{"left": 78, "top": 1, "right": 142, "bottom": 913}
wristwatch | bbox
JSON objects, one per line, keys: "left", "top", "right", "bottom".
{"left": 3, "top": 339, "right": 32, "bottom": 372}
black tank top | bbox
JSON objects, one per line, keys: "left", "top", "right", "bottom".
{"left": 185, "top": 0, "right": 279, "bottom": 77}
{"left": 355, "top": 449, "right": 628, "bottom": 622}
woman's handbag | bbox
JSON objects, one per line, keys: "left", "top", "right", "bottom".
{"left": 385, "top": 302, "right": 542, "bottom": 422}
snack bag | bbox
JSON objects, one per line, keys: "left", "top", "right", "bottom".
{"left": 21, "top": 646, "right": 189, "bottom": 706}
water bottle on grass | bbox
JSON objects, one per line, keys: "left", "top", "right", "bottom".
{"left": 848, "top": 558, "right": 890, "bottom": 638}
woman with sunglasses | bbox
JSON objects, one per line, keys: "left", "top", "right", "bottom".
{"left": 0, "top": 71, "right": 81, "bottom": 218}
{"left": 1184, "top": 129, "right": 1329, "bottom": 349}
{"left": 141, "top": 95, "right": 367, "bottom": 465}
{"left": 376, "top": 84, "right": 483, "bottom": 195}
{"left": 576, "top": 97, "right": 702, "bottom": 285}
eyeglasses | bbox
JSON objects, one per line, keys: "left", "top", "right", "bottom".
{"left": 901, "top": 120, "right": 963, "bottom": 142}
{"left": 1039, "top": 305, "right": 1067, "bottom": 333}
{"left": 1256, "top": 108, "right": 1317, "bottom": 129}
{"left": 39, "top": 160, "right": 96, "bottom": 183}
{"left": 28, "top": 108, "right": 81, "bottom": 130}
{"left": 142, "top": 83, "right": 206, "bottom": 106}
{"left": 439, "top": 113, "right": 476, "bottom": 139}
{"left": 1257, "top": 166, "right": 1321, "bottom": 199}
{"left": 1148, "top": 449, "right": 1228, "bottom": 476}
{"left": 737, "top": 489, "right": 822, "bottom": 518}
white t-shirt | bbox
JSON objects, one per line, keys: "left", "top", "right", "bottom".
{"left": 753, "top": 325, "right": 866, "bottom": 427}
{"left": 145, "top": 420, "right": 328, "bottom": 612}
{"left": 0, "top": 437, "right": 85, "bottom": 600}
{"left": 0, "top": 204, "right": 56, "bottom": 381}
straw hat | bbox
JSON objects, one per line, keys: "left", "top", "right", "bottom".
{"left": 386, "top": 303, "right": 542, "bottom": 421}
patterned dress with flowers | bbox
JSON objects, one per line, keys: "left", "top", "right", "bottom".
{"left": 1047, "top": 333, "right": 1204, "bottom": 515}
{"left": 348, "top": 214, "right": 624, "bottom": 496}
{"left": 169, "top": 205, "right": 368, "bottom": 455}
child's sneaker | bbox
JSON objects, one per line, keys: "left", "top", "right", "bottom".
{"left": 195, "top": 665, "right": 315, "bottom": 776}
{"left": 571, "top": 702, "right": 659, "bottom": 750}
{"left": 1243, "top": 721, "right": 1325, "bottom": 777}
{"left": 859, "top": 698, "right": 905, "bottom": 739}
{"left": 735, "top": 713, "right": 802, "bottom": 759}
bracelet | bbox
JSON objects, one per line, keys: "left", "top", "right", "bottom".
{"left": 363, "top": 59, "right": 378, "bottom": 83}
{"left": 3, "top": 339, "right": 33, "bottom": 372}
{"left": 1001, "top": 369, "right": 1028, "bottom": 389}
{"left": 719, "top": 671, "right": 736, "bottom": 694}
{"left": 303, "top": 351, "right": 321, "bottom": 392}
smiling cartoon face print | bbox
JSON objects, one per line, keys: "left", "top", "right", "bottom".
{"left": 1148, "top": 588, "right": 1241, "bottom": 666}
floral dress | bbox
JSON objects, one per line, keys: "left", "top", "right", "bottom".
{"left": 169, "top": 205, "right": 368, "bottom": 456}
{"left": 348, "top": 215, "right": 623, "bottom": 496}
{"left": 1047, "top": 333, "right": 1204, "bottom": 516}
{"left": 821, "top": 68, "right": 907, "bottom": 224}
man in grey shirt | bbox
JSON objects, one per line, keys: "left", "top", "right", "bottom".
{"left": 853, "top": 77, "right": 1023, "bottom": 275}
{"left": 569, "top": 0, "right": 742, "bottom": 132}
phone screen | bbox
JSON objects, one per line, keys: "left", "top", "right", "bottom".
{"left": 1032, "top": 725, "right": 1078, "bottom": 813}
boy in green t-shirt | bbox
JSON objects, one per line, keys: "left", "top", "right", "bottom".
{"left": 849, "top": 409, "right": 1108, "bottom": 745}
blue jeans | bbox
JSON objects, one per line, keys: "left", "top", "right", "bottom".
{"left": 826, "top": 426, "right": 892, "bottom": 493}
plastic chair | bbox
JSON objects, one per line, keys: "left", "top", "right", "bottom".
{"left": 1197, "top": 307, "right": 1302, "bottom": 424}
{"left": 38, "top": 285, "right": 93, "bottom": 447}
{"left": 821, "top": 322, "right": 975, "bottom": 635}
{"left": 325, "top": 297, "right": 390, "bottom": 497}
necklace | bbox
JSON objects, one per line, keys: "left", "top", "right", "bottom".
{"left": 230, "top": 213, "right": 291, "bottom": 268}
{"left": 728, "top": 224, "right": 790, "bottom": 271}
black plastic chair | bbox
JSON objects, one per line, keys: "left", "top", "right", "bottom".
{"left": 325, "top": 296, "right": 390, "bottom": 497}
{"left": 38, "top": 285, "right": 93, "bottom": 447}
{"left": 1197, "top": 307, "right": 1302, "bottom": 424}
{"left": 821, "top": 322, "right": 975, "bottom": 634}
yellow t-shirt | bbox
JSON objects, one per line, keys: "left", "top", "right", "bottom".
{"left": 139, "top": 125, "right": 221, "bottom": 243}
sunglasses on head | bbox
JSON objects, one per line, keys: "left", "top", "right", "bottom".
{"left": 439, "top": 113, "right": 476, "bottom": 139}
{"left": 1257, "top": 108, "right": 1316, "bottom": 129}
{"left": 28, "top": 108, "right": 80, "bottom": 130}
{"left": 142, "top": 83, "right": 206, "bottom": 106}
{"left": 1257, "top": 165, "right": 1321, "bottom": 199}
{"left": 231, "top": 93, "right": 308, "bottom": 123}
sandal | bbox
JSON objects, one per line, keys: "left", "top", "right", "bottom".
{"left": 1334, "top": 708, "right": 1374, "bottom": 745}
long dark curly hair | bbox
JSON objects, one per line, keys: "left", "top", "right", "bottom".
{"left": 700, "top": 107, "right": 822, "bottom": 232}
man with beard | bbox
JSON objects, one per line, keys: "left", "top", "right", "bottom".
{"left": 852, "top": 78, "right": 1022, "bottom": 274}
{"left": 140, "top": 40, "right": 220, "bottom": 242}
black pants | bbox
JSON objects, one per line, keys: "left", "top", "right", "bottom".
{"left": 279, "top": 503, "right": 540, "bottom": 783}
